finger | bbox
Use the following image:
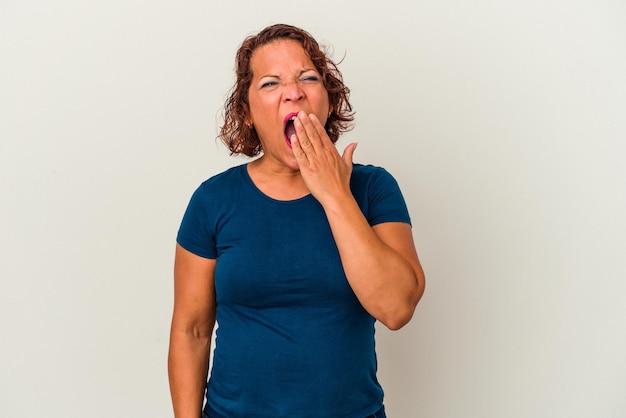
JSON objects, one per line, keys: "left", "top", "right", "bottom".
{"left": 307, "top": 113, "right": 332, "bottom": 146}
{"left": 342, "top": 142, "right": 358, "bottom": 167}
{"left": 293, "top": 115, "right": 316, "bottom": 154}
{"left": 290, "top": 135, "right": 310, "bottom": 166}
{"left": 296, "top": 111, "right": 325, "bottom": 151}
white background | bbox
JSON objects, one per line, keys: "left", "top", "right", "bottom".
{"left": 1, "top": 1, "right": 625, "bottom": 417}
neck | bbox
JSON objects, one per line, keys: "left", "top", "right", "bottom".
{"left": 247, "top": 156, "right": 310, "bottom": 200}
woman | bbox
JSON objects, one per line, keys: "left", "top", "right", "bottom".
{"left": 168, "top": 24, "right": 425, "bottom": 418}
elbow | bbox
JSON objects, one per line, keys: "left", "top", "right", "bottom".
{"left": 379, "top": 281, "right": 425, "bottom": 331}
{"left": 378, "top": 304, "right": 416, "bottom": 331}
{"left": 382, "top": 317, "right": 411, "bottom": 331}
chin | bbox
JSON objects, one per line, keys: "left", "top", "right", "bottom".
{"left": 284, "top": 156, "right": 300, "bottom": 171}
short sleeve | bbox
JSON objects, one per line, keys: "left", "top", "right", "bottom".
{"left": 351, "top": 165, "right": 412, "bottom": 227}
{"left": 176, "top": 183, "right": 218, "bottom": 259}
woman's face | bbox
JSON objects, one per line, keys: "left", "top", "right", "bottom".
{"left": 247, "top": 39, "right": 330, "bottom": 167}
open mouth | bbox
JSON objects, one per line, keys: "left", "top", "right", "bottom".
{"left": 283, "top": 112, "right": 299, "bottom": 148}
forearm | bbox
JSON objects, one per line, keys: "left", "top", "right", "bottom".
{"left": 168, "top": 329, "right": 212, "bottom": 418}
{"left": 288, "top": 112, "right": 423, "bottom": 328}
{"left": 323, "top": 195, "right": 423, "bottom": 330}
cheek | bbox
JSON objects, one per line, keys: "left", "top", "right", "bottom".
{"left": 247, "top": 97, "right": 267, "bottom": 125}
{"left": 310, "top": 89, "right": 330, "bottom": 115}
{"left": 323, "top": 93, "right": 331, "bottom": 115}
{"left": 321, "top": 96, "right": 332, "bottom": 123}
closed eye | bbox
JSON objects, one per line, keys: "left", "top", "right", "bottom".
{"left": 300, "top": 75, "right": 320, "bottom": 83}
{"left": 260, "top": 81, "right": 279, "bottom": 88}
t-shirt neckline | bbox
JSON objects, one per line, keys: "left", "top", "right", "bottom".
{"left": 241, "top": 163, "right": 314, "bottom": 205}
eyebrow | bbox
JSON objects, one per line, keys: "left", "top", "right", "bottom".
{"left": 258, "top": 68, "right": 318, "bottom": 79}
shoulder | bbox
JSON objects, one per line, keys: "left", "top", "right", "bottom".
{"left": 184, "top": 164, "right": 248, "bottom": 211}
{"left": 197, "top": 164, "right": 247, "bottom": 191}
{"left": 351, "top": 163, "right": 399, "bottom": 190}
{"left": 350, "top": 162, "right": 411, "bottom": 225}
{"left": 190, "top": 164, "right": 248, "bottom": 200}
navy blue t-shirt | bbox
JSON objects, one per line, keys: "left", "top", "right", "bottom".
{"left": 177, "top": 163, "right": 411, "bottom": 418}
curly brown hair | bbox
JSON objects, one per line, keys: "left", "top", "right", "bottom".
{"left": 220, "top": 24, "right": 354, "bottom": 157}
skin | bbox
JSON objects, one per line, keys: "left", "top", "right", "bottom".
{"left": 168, "top": 38, "right": 425, "bottom": 418}
{"left": 168, "top": 246, "right": 215, "bottom": 418}
{"left": 246, "top": 39, "right": 333, "bottom": 196}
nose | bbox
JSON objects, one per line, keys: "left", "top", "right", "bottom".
{"left": 283, "top": 81, "right": 304, "bottom": 102}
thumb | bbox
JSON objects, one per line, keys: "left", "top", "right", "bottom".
{"left": 342, "top": 142, "right": 358, "bottom": 166}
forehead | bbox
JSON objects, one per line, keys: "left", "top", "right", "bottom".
{"left": 249, "top": 39, "right": 315, "bottom": 76}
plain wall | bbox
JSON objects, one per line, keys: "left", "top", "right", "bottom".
{"left": 1, "top": 1, "right": 625, "bottom": 417}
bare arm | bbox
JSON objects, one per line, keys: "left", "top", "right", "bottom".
{"left": 291, "top": 112, "right": 425, "bottom": 330}
{"left": 168, "top": 244, "right": 217, "bottom": 418}
{"left": 325, "top": 201, "right": 425, "bottom": 330}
